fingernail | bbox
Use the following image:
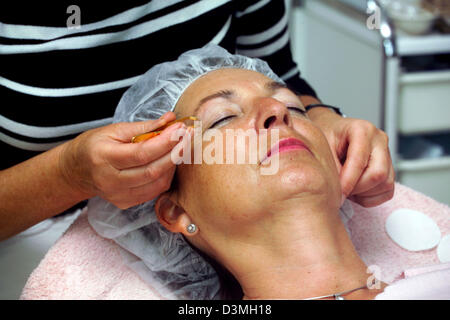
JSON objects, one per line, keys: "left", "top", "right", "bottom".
{"left": 174, "top": 125, "right": 187, "bottom": 140}
{"left": 159, "top": 112, "right": 170, "bottom": 120}
{"left": 176, "top": 127, "right": 193, "bottom": 145}
{"left": 158, "top": 113, "right": 168, "bottom": 121}
{"left": 178, "top": 127, "right": 187, "bottom": 139}
{"left": 182, "top": 127, "right": 194, "bottom": 142}
{"left": 178, "top": 123, "right": 187, "bottom": 133}
{"left": 341, "top": 193, "right": 346, "bottom": 206}
{"left": 185, "top": 126, "right": 194, "bottom": 137}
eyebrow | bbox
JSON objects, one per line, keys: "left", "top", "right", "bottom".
{"left": 198, "top": 89, "right": 234, "bottom": 109}
{"left": 265, "top": 81, "right": 287, "bottom": 91}
{"left": 193, "top": 81, "right": 288, "bottom": 116}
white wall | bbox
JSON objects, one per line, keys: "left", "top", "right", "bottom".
{"left": 288, "top": 0, "right": 384, "bottom": 128}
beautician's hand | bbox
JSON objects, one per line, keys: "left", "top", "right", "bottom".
{"left": 307, "top": 107, "right": 395, "bottom": 207}
{"left": 59, "top": 112, "right": 187, "bottom": 209}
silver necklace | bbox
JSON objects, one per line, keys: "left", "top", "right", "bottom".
{"left": 303, "top": 284, "right": 369, "bottom": 300}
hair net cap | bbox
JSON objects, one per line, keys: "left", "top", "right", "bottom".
{"left": 87, "top": 43, "right": 355, "bottom": 300}
{"left": 113, "top": 43, "right": 284, "bottom": 124}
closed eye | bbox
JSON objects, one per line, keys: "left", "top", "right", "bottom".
{"left": 288, "top": 106, "right": 307, "bottom": 115}
{"left": 209, "top": 115, "right": 236, "bottom": 129}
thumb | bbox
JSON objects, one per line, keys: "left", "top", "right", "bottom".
{"left": 331, "top": 142, "right": 346, "bottom": 206}
{"left": 332, "top": 148, "right": 343, "bottom": 175}
{"left": 325, "top": 134, "right": 343, "bottom": 175}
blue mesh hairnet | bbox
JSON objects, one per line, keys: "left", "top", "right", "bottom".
{"left": 87, "top": 43, "right": 354, "bottom": 300}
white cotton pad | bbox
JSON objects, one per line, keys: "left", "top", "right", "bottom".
{"left": 385, "top": 209, "right": 441, "bottom": 252}
{"left": 437, "top": 234, "right": 450, "bottom": 263}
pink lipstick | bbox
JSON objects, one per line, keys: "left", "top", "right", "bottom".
{"left": 263, "top": 138, "right": 310, "bottom": 163}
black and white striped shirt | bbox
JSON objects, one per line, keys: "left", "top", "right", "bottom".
{"left": 0, "top": 0, "right": 317, "bottom": 170}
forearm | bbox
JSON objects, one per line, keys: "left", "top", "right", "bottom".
{"left": 0, "top": 142, "right": 90, "bottom": 240}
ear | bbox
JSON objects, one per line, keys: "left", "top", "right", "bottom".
{"left": 155, "top": 192, "right": 198, "bottom": 237}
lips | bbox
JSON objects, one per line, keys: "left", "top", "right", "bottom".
{"left": 262, "top": 137, "right": 310, "bottom": 163}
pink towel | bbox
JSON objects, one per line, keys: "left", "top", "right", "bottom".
{"left": 20, "top": 183, "right": 450, "bottom": 300}
{"left": 348, "top": 183, "right": 450, "bottom": 284}
{"left": 375, "top": 263, "right": 450, "bottom": 300}
{"left": 20, "top": 209, "right": 162, "bottom": 300}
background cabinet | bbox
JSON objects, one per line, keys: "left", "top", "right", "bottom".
{"left": 289, "top": 0, "right": 450, "bottom": 205}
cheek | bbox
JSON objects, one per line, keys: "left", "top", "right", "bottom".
{"left": 265, "top": 120, "right": 342, "bottom": 200}
{"left": 304, "top": 125, "right": 342, "bottom": 204}
{"left": 178, "top": 163, "right": 242, "bottom": 209}
{"left": 295, "top": 120, "right": 338, "bottom": 173}
{"left": 178, "top": 159, "right": 264, "bottom": 232}
{"left": 261, "top": 158, "right": 329, "bottom": 201}
{"left": 313, "top": 131, "right": 341, "bottom": 193}
{"left": 280, "top": 168, "right": 323, "bottom": 191}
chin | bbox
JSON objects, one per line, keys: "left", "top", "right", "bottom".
{"left": 263, "top": 158, "right": 330, "bottom": 198}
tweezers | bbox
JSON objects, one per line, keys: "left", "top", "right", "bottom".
{"left": 131, "top": 116, "right": 197, "bottom": 143}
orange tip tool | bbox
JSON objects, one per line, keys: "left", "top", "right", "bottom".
{"left": 131, "top": 116, "right": 197, "bottom": 143}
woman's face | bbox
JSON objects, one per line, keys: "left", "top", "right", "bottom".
{"left": 170, "top": 68, "right": 341, "bottom": 242}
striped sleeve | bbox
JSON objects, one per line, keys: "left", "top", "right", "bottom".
{"left": 233, "top": 0, "right": 318, "bottom": 98}
{"left": 0, "top": 0, "right": 317, "bottom": 171}
{"left": 0, "top": 0, "right": 235, "bottom": 169}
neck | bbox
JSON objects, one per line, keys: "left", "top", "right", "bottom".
{"left": 214, "top": 201, "right": 381, "bottom": 300}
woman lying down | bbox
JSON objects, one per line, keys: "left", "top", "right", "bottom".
{"left": 88, "top": 44, "right": 449, "bottom": 300}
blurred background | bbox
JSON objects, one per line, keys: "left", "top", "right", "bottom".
{"left": 288, "top": 0, "right": 450, "bottom": 206}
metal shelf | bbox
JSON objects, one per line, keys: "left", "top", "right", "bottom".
{"left": 333, "top": 0, "right": 450, "bottom": 56}
{"left": 306, "top": 0, "right": 450, "bottom": 204}
{"left": 397, "top": 32, "right": 450, "bottom": 56}
{"left": 397, "top": 156, "right": 450, "bottom": 171}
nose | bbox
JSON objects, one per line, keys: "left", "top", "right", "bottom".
{"left": 256, "top": 97, "right": 291, "bottom": 130}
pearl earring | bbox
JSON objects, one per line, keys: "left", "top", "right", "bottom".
{"left": 186, "top": 223, "right": 197, "bottom": 234}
